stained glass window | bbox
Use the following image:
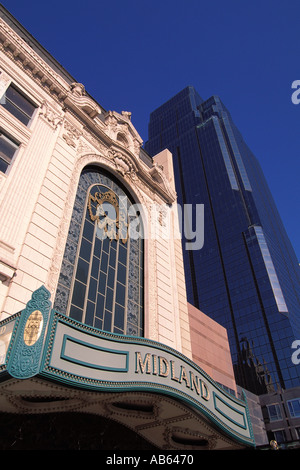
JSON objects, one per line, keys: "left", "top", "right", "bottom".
{"left": 54, "top": 166, "right": 144, "bottom": 337}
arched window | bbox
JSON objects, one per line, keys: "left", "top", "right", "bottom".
{"left": 54, "top": 166, "right": 144, "bottom": 337}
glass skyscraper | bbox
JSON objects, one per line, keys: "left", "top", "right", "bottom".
{"left": 145, "top": 86, "right": 300, "bottom": 395}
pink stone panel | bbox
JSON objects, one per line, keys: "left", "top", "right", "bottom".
{"left": 187, "top": 303, "right": 237, "bottom": 395}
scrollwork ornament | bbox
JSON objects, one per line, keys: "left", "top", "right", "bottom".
{"left": 112, "top": 153, "right": 137, "bottom": 180}
{"left": 39, "top": 100, "right": 63, "bottom": 130}
{"left": 62, "top": 121, "right": 83, "bottom": 148}
{"left": 6, "top": 286, "right": 52, "bottom": 379}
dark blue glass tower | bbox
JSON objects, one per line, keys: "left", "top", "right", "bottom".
{"left": 145, "top": 86, "right": 300, "bottom": 395}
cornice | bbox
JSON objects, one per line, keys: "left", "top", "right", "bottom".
{"left": 0, "top": 18, "right": 102, "bottom": 123}
{"left": 64, "top": 82, "right": 102, "bottom": 119}
{"left": 0, "top": 17, "right": 69, "bottom": 101}
{"left": 0, "top": 16, "right": 177, "bottom": 204}
{"left": 105, "top": 110, "right": 143, "bottom": 144}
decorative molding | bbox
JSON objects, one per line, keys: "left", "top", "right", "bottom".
{"left": 76, "top": 140, "right": 93, "bottom": 155}
{"left": 39, "top": 100, "right": 63, "bottom": 130}
{"left": 62, "top": 120, "right": 83, "bottom": 148}
{"left": 121, "top": 111, "right": 132, "bottom": 121}
{"left": 0, "top": 19, "right": 176, "bottom": 203}
{"left": 0, "top": 239, "right": 15, "bottom": 254}
{"left": 6, "top": 286, "right": 52, "bottom": 379}
{"left": 0, "top": 22, "right": 101, "bottom": 127}
{"left": 105, "top": 110, "right": 143, "bottom": 153}
{"left": 64, "top": 82, "right": 101, "bottom": 119}
{"left": 70, "top": 83, "right": 85, "bottom": 97}
{"left": 108, "top": 145, "right": 176, "bottom": 204}
{"left": 149, "top": 162, "right": 177, "bottom": 202}
{"left": 112, "top": 151, "right": 136, "bottom": 178}
{"left": 0, "top": 18, "right": 69, "bottom": 102}
{"left": 80, "top": 127, "right": 109, "bottom": 155}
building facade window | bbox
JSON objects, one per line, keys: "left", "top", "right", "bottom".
{"left": 287, "top": 398, "right": 300, "bottom": 418}
{"left": 0, "top": 130, "right": 19, "bottom": 173}
{"left": 54, "top": 166, "right": 144, "bottom": 337}
{"left": 1, "top": 83, "right": 36, "bottom": 126}
{"left": 273, "top": 429, "right": 285, "bottom": 443}
{"left": 267, "top": 403, "right": 282, "bottom": 421}
{"left": 254, "top": 226, "right": 288, "bottom": 313}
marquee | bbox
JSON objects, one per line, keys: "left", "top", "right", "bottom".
{"left": 0, "top": 286, "right": 255, "bottom": 448}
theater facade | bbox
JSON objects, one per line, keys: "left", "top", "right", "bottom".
{"left": 0, "top": 5, "right": 255, "bottom": 450}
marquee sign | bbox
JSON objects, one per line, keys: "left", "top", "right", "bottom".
{"left": 0, "top": 287, "right": 255, "bottom": 448}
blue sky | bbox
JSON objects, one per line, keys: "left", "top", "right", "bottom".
{"left": 2, "top": 0, "right": 299, "bottom": 260}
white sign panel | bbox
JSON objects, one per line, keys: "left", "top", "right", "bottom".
{"left": 43, "top": 314, "right": 254, "bottom": 447}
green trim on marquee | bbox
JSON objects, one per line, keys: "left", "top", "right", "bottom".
{"left": 0, "top": 286, "right": 255, "bottom": 448}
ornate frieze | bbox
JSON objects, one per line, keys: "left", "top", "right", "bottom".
{"left": 39, "top": 100, "right": 63, "bottom": 130}
{"left": 0, "top": 18, "right": 68, "bottom": 103}
{"left": 79, "top": 127, "right": 109, "bottom": 155}
{"left": 62, "top": 120, "right": 83, "bottom": 148}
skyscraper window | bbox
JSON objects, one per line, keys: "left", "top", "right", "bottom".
{"left": 145, "top": 86, "right": 300, "bottom": 394}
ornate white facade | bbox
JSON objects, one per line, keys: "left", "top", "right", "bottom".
{"left": 0, "top": 14, "right": 193, "bottom": 358}
{"left": 0, "top": 7, "right": 256, "bottom": 451}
